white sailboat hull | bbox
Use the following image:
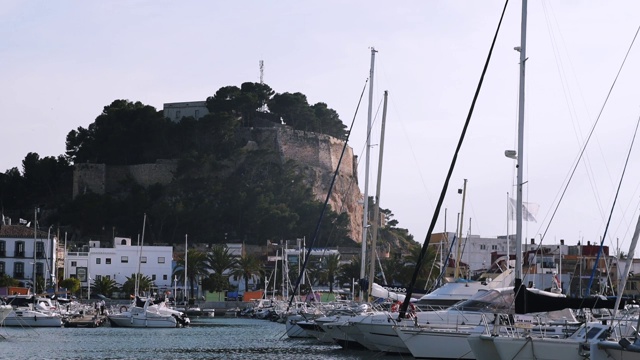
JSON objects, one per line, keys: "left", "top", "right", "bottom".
{"left": 394, "top": 325, "right": 480, "bottom": 359}
{"left": 3, "top": 309, "right": 63, "bottom": 327}
{"left": 467, "top": 333, "right": 501, "bottom": 360}
{"left": 336, "top": 321, "right": 379, "bottom": 351}
{"left": 285, "top": 314, "right": 314, "bottom": 338}
{"left": 352, "top": 312, "right": 410, "bottom": 353}
{"left": 492, "top": 336, "right": 587, "bottom": 360}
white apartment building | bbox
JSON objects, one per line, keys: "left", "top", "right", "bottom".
{"left": 64, "top": 237, "right": 173, "bottom": 293}
{"left": 0, "top": 224, "right": 57, "bottom": 288}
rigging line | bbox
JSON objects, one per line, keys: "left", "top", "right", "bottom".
{"left": 540, "top": 0, "right": 605, "bottom": 218}
{"left": 537, "top": 23, "right": 640, "bottom": 246}
{"left": 286, "top": 78, "right": 369, "bottom": 311}
{"left": 321, "top": 94, "right": 386, "bottom": 251}
{"left": 318, "top": 93, "right": 386, "bottom": 252}
{"left": 397, "top": 0, "right": 510, "bottom": 320}
{"left": 543, "top": 1, "right": 619, "bottom": 230}
{"left": 585, "top": 113, "right": 640, "bottom": 297}
{"left": 388, "top": 95, "right": 436, "bottom": 211}
{"left": 430, "top": 235, "right": 457, "bottom": 292}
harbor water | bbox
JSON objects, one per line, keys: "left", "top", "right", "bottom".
{"left": 0, "top": 317, "right": 409, "bottom": 359}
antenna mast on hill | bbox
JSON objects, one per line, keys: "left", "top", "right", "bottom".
{"left": 259, "top": 60, "right": 264, "bottom": 84}
{"left": 259, "top": 60, "right": 267, "bottom": 112}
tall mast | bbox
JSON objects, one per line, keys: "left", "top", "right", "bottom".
{"left": 135, "top": 213, "right": 147, "bottom": 298}
{"left": 184, "top": 234, "right": 188, "bottom": 301}
{"left": 367, "top": 90, "right": 388, "bottom": 297}
{"left": 33, "top": 207, "right": 37, "bottom": 296}
{"left": 360, "top": 47, "right": 377, "bottom": 299}
{"left": 515, "top": 0, "right": 528, "bottom": 284}
{"left": 455, "top": 179, "right": 468, "bottom": 280}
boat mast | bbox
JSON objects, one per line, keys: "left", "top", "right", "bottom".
{"left": 514, "top": 0, "right": 528, "bottom": 288}
{"left": 184, "top": 234, "right": 188, "bottom": 302}
{"left": 455, "top": 179, "right": 467, "bottom": 280}
{"left": 367, "top": 90, "right": 388, "bottom": 297}
{"left": 360, "top": 47, "right": 376, "bottom": 300}
{"left": 135, "top": 213, "right": 147, "bottom": 298}
{"left": 33, "top": 207, "right": 37, "bottom": 297}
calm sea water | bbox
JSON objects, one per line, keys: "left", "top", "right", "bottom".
{"left": 0, "top": 317, "right": 410, "bottom": 360}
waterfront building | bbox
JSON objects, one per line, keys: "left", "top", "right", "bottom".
{"left": 0, "top": 224, "right": 57, "bottom": 290}
{"left": 64, "top": 237, "right": 173, "bottom": 297}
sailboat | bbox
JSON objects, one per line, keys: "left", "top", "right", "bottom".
{"left": 465, "top": 1, "right": 640, "bottom": 359}
{"left": 2, "top": 294, "right": 63, "bottom": 327}
{"left": 107, "top": 216, "right": 190, "bottom": 328}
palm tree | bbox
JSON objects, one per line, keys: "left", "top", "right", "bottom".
{"left": 0, "top": 274, "right": 19, "bottom": 288}
{"left": 231, "top": 254, "right": 263, "bottom": 292}
{"left": 321, "top": 254, "right": 341, "bottom": 293}
{"left": 91, "top": 276, "right": 119, "bottom": 298}
{"left": 173, "top": 249, "right": 210, "bottom": 299}
{"left": 122, "top": 273, "right": 153, "bottom": 297}
{"left": 207, "top": 245, "right": 236, "bottom": 277}
{"left": 402, "top": 245, "right": 438, "bottom": 289}
{"left": 337, "top": 256, "right": 361, "bottom": 292}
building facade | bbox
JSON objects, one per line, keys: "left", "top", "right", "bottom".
{"left": 0, "top": 224, "right": 57, "bottom": 289}
{"left": 163, "top": 101, "right": 208, "bottom": 122}
{"left": 64, "top": 237, "right": 173, "bottom": 296}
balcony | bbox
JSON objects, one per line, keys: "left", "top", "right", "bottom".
{"left": 14, "top": 272, "right": 24, "bottom": 279}
{"left": 14, "top": 251, "right": 25, "bottom": 258}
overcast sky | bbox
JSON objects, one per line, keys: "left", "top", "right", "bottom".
{"left": 3, "top": 1, "right": 640, "bottom": 253}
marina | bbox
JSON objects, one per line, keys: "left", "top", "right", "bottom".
{"left": 0, "top": 316, "right": 406, "bottom": 360}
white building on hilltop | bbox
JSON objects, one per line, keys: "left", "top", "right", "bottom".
{"left": 163, "top": 101, "right": 208, "bottom": 122}
{"left": 64, "top": 237, "right": 173, "bottom": 297}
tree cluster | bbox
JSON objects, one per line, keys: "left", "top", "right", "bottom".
{"left": 0, "top": 82, "right": 359, "bottom": 249}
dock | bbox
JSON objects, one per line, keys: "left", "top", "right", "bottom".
{"left": 63, "top": 314, "right": 107, "bottom": 328}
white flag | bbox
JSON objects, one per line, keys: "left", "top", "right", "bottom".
{"left": 19, "top": 218, "right": 27, "bottom": 225}
{"left": 509, "top": 198, "right": 539, "bottom": 222}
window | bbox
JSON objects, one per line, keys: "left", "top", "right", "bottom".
{"left": 95, "top": 275, "right": 102, "bottom": 281}
{"left": 158, "top": 257, "right": 165, "bottom": 264}
{"left": 479, "top": 244, "right": 486, "bottom": 250}
{"left": 76, "top": 267, "right": 87, "bottom": 282}
{"left": 15, "top": 241, "right": 25, "bottom": 257}
{"left": 0, "top": 241, "right": 5, "bottom": 257}
{"left": 36, "top": 241, "right": 45, "bottom": 258}
{"left": 152, "top": 274, "right": 156, "bottom": 281}
{"left": 0, "top": 261, "right": 4, "bottom": 275}
{"left": 96, "top": 258, "right": 101, "bottom": 264}
{"left": 140, "top": 256, "right": 147, "bottom": 263}
{"left": 105, "top": 275, "right": 110, "bottom": 280}
{"left": 120, "top": 239, "right": 127, "bottom": 245}
{"left": 491, "top": 245, "right": 497, "bottom": 251}
{"left": 14, "top": 262, "right": 24, "bottom": 278}
{"left": 71, "top": 261, "right": 77, "bottom": 267}
{"left": 121, "top": 256, "right": 128, "bottom": 263}
{"left": 106, "top": 258, "right": 111, "bottom": 264}
{"left": 163, "top": 274, "right": 168, "bottom": 281}
{"left": 36, "top": 263, "right": 44, "bottom": 277}
{"left": 175, "top": 110, "right": 181, "bottom": 119}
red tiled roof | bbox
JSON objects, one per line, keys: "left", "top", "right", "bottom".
{"left": 0, "top": 225, "right": 50, "bottom": 239}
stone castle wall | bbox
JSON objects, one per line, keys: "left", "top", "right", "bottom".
{"left": 73, "top": 126, "right": 364, "bottom": 242}
{"left": 238, "top": 126, "right": 363, "bottom": 242}
{"left": 73, "top": 161, "right": 177, "bottom": 198}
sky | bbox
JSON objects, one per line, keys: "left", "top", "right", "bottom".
{"left": 3, "top": 1, "right": 640, "bottom": 253}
